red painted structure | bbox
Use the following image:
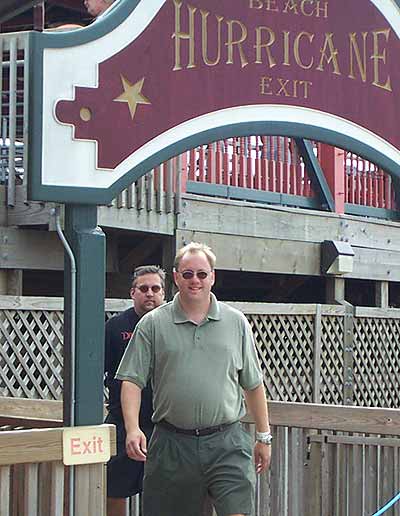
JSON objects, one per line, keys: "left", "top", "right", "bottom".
{"left": 184, "top": 137, "right": 397, "bottom": 212}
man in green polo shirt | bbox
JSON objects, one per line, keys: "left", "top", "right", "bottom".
{"left": 116, "top": 242, "right": 272, "bottom": 516}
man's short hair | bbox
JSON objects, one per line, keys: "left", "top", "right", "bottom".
{"left": 132, "top": 265, "right": 166, "bottom": 289}
{"left": 174, "top": 242, "right": 216, "bottom": 270}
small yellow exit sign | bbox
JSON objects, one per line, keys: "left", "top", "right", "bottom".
{"left": 63, "top": 425, "right": 111, "bottom": 466}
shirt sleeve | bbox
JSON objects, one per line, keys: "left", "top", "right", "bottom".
{"left": 115, "top": 315, "right": 153, "bottom": 389}
{"left": 238, "top": 315, "right": 263, "bottom": 391}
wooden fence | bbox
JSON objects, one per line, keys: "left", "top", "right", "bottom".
{"left": 0, "top": 413, "right": 116, "bottom": 516}
{"left": 1, "top": 397, "right": 400, "bottom": 516}
{"left": 1, "top": 297, "right": 399, "bottom": 409}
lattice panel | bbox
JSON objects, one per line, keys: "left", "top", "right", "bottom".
{"left": 353, "top": 318, "right": 400, "bottom": 408}
{"left": 320, "top": 316, "right": 344, "bottom": 405}
{"left": 0, "top": 309, "right": 64, "bottom": 400}
{"left": 247, "top": 314, "right": 314, "bottom": 402}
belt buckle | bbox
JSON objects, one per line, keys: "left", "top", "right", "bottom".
{"left": 195, "top": 428, "right": 200, "bottom": 436}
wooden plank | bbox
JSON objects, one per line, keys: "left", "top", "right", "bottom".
{"left": 0, "top": 228, "right": 64, "bottom": 270}
{"left": 177, "top": 226, "right": 400, "bottom": 281}
{"left": 0, "top": 465, "right": 10, "bottom": 516}
{"left": 176, "top": 229, "right": 321, "bottom": 276}
{"left": 375, "top": 281, "right": 389, "bottom": 309}
{"left": 228, "top": 302, "right": 345, "bottom": 316}
{"left": 98, "top": 204, "right": 175, "bottom": 235}
{"left": 50, "top": 461, "right": 64, "bottom": 516}
{"left": 0, "top": 398, "right": 62, "bottom": 426}
{"left": 243, "top": 401, "right": 400, "bottom": 436}
{"left": 355, "top": 306, "right": 400, "bottom": 319}
{"left": 313, "top": 305, "right": 322, "bottom": 403}
{"left": 23, "top": 463, "right": 38, "bottom": 516}
{"left": 38, "top": 462, "right": 51, "bottom": 516}
{"left": 0, "top": 295, "right": 139, "bottom": 311}
{"left": 310, "top": 434, "right": 400, "bottom": 447}
{"left": 0, "top": 424, "right": 116, "bottom": 465}
{"left": 74, "top": 465, "right": 90, "bottom": 515}
{"left": 180, "top": 194, "right": 400, "bottom": 252}
{"left": 88, "top": 464, "right": 106, "bottom": 515}
{"left": 6, "top": 187, "right": 50, "bottom": 227}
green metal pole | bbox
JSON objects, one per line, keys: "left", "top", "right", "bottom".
{"left": 63, "top": 204, "right": 105, "bottom": 426}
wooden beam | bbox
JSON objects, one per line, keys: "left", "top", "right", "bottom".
{"left": 98, "top": 205, "right": 175, "bottom": 235}
{"left": 180, "top": 195, "right": 400, "bottom": 253}
{"left": 375, "top": 281, "right": 389, "bottom": 308}
{"left": 294, "top": 139, "right": 335, "bottom": 212}
{"left": 0, "top": 424, "right": 116, "bottom": 466}
{"left": 177, "top": 229, "right": 320, "bottom": 276}
{"left": 244, "top": 400, "right": 400, "bottom": 436}
{"left": 0, "top": 397, "right": 62, "bottom": 423}
{"left": 326, "top": 277, "right": 345, "bottom": 304}
{"left": 319, "top": 145, "right": 345, "bottom": 214}
{"left": 0, "top": 228, "right": 118, "bottom": 272}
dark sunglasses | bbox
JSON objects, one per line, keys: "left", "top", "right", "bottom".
{"left": 135, "top": 285, "right": 162, "bottom": 293}
{"left": 179, "top": 270, "right": 211, "bottom": 280}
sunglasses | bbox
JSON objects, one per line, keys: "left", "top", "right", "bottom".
{"left": 135, "top": 285, "right": 162, "bottom": 293}
{"left": 178, "top": 270, "right": 211, "bottom": 280}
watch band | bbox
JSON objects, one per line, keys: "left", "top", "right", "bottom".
{"left": 255, "top": 431, "right": 273, "bottom": 444}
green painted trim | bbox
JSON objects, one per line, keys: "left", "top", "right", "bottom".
{"left": 29, "top": 120, "right": 400, "bottom": 204}
{"left": 295, "top": 138, "right": 335, "bottom": 212}
{"left": 186, "top": 182, "right": 229, "bottom": 198}
{"left": 345, "top": 204, "right": 400, "bottom": 221}
{"left": 186, "top": 181, "right": 319, "bottom": 210}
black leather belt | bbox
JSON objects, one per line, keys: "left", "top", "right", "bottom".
{"left": 159, "top": 419, "right": 237, "bottom": 436}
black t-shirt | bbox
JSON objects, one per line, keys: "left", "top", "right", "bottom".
{"left": 104, "top": 307, "right": 153, "bottom": 429}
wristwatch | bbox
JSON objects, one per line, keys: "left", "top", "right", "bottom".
{"left": 255, "top": 431, "right": 273, "bottom": 445}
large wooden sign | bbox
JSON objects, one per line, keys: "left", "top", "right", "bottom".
{"left": 28, "top": 0, "right": 400, "bottom": 203}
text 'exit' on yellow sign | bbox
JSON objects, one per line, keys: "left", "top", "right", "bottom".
{"left": 63, "top": 425, "right": 111, "bottom": 466}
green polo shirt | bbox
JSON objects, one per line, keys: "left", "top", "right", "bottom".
{"left": 116, "top": 293, "right": 263, "bottom": 429}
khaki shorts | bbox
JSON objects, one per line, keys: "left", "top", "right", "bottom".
{"left": 143, "top": 422, "right": 256, "bottom": 516}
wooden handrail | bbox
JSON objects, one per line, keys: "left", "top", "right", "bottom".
{"left": 3, "top": 397, "right": 400, "bottom": 438}
{"left": 0, "top": 397, "right": 62, "bottom": 427}
{"left": 0, "top": 423, "right": 116, "bottom": 466}
{"left": 244, "top": 400, "right": 400, "bottom": 436}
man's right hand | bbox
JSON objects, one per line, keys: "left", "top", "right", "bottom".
{"left": 126, "top": 428, "right": 148, "bottom": 461}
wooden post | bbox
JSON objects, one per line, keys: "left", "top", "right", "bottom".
{"left": 319, "top": 145, "right": 346, "bottom": 214}
{"left": 343, "top": 303, "right": 355, "bottom": 406}
{"left": 0, "top": 271, "right": 7, "bottom": 294}
{"left": 313, "top": 304, "right": 322, "bottom": 403}
{"left": 326, "top": 277, "right": 345, "bottom": 304}
{"left": 375, "top": 281, "right": 389, "bottom": 308}
{"left": 33, "top": 2, "right": 45, "bottom": 31}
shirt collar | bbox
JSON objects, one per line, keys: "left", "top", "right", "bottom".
{"left": 172, "top": 292, "right": 221, "bottom": 323}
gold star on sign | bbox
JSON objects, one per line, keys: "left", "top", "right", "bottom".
{"left": 113, "top": 75, "right": 151, "bottom": 120}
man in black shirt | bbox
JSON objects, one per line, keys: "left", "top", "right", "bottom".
{"left": 105, "top": 265, "right": 165, "bottom": 516}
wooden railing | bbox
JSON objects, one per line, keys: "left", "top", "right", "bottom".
{"left": 244, "top": 401, "right": 400, "bottom": 516}
{"left": 0, "top": 31, "right": 29, "bottom": 207}
{"left": 345, "top": 150, "right": 396, "bottom": 210}
{"left": 188, "top": 136, "right": 314, "bottom": 197}
{"left": 0, "top": 421, "right": 116, "bottom": 516}
{"left": 2, "top": 397, "right": 399, "bottom": 516}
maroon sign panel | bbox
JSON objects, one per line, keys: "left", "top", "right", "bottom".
{"left": 55, "top": 0, "right": 400, "bottom": 170}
